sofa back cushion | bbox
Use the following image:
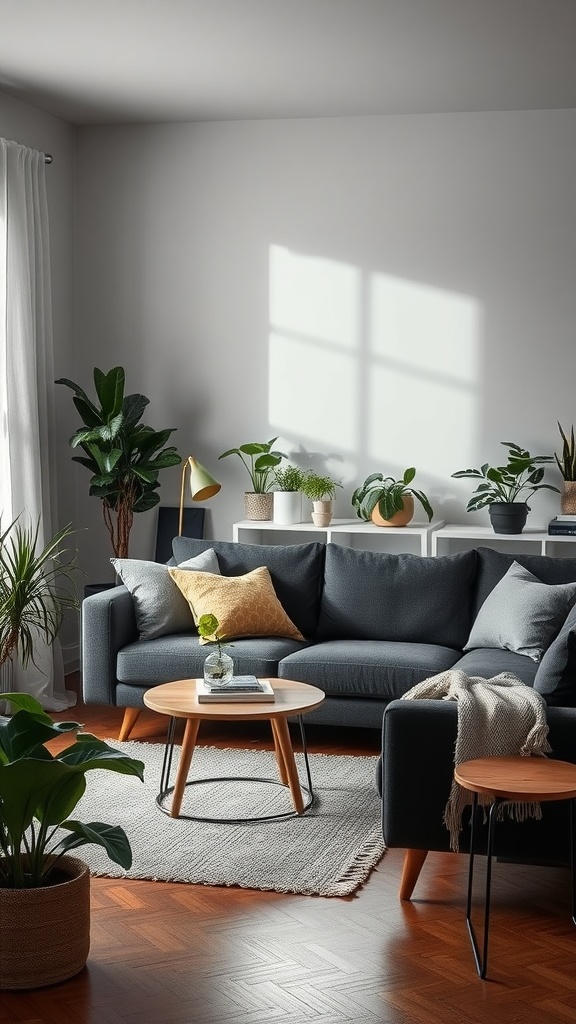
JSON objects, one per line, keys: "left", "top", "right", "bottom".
{"left": 316, "top": 546, "right": 477, "bottom": 647}
{"left": 533, "top": 602, "right": 576, "bottom": 706}
{"left": 473, "top": 547, "right": 576, "bottom": 619}
{"left": 172, "top": 537, "right": 324, "bottom": 640}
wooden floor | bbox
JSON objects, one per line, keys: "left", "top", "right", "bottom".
{"left": 3, "top": 677, "right": 576, "bottom": 1023}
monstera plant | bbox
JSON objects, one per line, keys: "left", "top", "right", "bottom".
{"left": 56, "top": 366, "right": 181, "bottom": 557}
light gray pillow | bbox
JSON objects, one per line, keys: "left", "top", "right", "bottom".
{"left": 111, "top": 549, "right": 220, "bottom": 639}
{"left": 464, "top": 560, "right": 576, "bottom": 662}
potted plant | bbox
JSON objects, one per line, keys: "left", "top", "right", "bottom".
{"left": 555, "top": 422, "right": 576, "bottom": 515}
{"left": 351, "top": 469, "right": 434, "bottom": 527}
{"left": 273, "top": 463, "right": 307, "bottom": 526}
{"left": 0, "top": 690, "right": 144, "bottom": 989}
{"left": 198, "top": 613, "right": 234, "bottom": 686}
{"left": 300, "top": 472, "right": 342, "bottom": 527}
{"left": 452, "top": 441, "right": 559, "bottom": 534}
{"left": 219, "top": 437, "right": 286, "bottom": 521}
{"left": 56, "top": 366, "right": 182, "bottom": 558}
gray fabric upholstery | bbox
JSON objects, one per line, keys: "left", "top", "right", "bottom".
{"left": 111, "top": 549, "right": 220, "bottom": 639}
{"left": 81, "top": 586, "right": 137, "bottom": 705}
{"left": 172, "top": 537, "right": 324, "bottom": 639}
{"left": 451, "top": 647, "right": 538, "bottom": 685}
{"left": 473, "top": 546, "right": 576, "bottom": 618}
{"left": 464, "top": 560, "right": 576, "bottom": 662}
{"left": 279, "top": 640, "right": 460, "bottom": 700}
{"left": 116, "top": 634, "right": 308, "bottom": 685}
{"left": 534, "top": 602, "right": 576, "bottom": 706}
{"left": 317, "top": 546, "right": 476, "bottom": 648}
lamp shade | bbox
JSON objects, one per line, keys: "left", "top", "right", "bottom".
{"left": 187, "top": 457, "right": 221, "bottom": 502}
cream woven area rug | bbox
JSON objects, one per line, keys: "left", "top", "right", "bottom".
{"left": 75, "top": 741, "right": 385, "bottom": 898}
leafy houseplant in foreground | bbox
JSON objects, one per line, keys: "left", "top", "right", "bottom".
{"left": 56, "top": 366, "right": 182, "bottom": 558}
{"left": 452, "top": 441, "right": 559, "bottom": 535}
{"left": 555, "top": 422, "right": 576, "bottom": 515}
{"left": 198, "top": 613, "right": 233, "bottom": 685}
{"left": 219, "top": 437, "right": 286, "bottom": 521}
{"left": 351, "top": 469, "right": 433, "bottom": 527}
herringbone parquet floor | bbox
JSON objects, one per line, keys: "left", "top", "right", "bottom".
{"left": 3, "top": 677, "right": 576, "bottom": 1023}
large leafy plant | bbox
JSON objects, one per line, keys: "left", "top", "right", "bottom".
{"left": 0, "top": 517, "right": 78, "bottom": 670}
{"left": 352, "top": 469, "right": 433, "bottom": 522}
{"left": 0, "top": 692, "right": 144, "bottom": 888}
{"left": 56, "top": 366, "right": 181, "bottom": 557}
{"left": 219, "top": 438, "right": 286, "bottom": 493}
{"left": 452, "top": 441, "right": 559, "bottom": 510}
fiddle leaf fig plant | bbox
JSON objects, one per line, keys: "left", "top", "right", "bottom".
{"left": 56, "top": 366, "right": 182, "bottom": 558}
{"left": 218, "top": 438, "right": 286, "bottom": 493}
{"left": 452, "top": 441, "right": 559, "bottom": 511}
{"left": 352, "top": 469, "right": 433, "bottom": 522}
{"left": 0, "top": 692, "right": 144, "bottom": 888}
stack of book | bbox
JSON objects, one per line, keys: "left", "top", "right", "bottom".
{"left": 196, "top": 676, "right": 275, "bottom": 703}
{"left": 548, "top": 515, "right": 576, "bottom": 536}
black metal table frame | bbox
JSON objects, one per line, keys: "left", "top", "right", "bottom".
{"left": 156, "top": 713, "right": 315, "bottom": 823}
{"left": 466, "top": 792, "right": 576, "bottom": 980}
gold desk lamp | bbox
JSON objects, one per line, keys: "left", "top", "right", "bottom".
{"left": 178, "top": 457, "right": 221, "bottom": 535}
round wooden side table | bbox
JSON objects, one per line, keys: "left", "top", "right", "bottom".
{"left": 454, "top": 755, "right": 576, "bottom": 980}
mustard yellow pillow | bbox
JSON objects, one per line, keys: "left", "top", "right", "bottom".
{"left": 168, "top": 566, "right": 305, "bottom": 643}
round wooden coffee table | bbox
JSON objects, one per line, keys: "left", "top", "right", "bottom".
{"left": 143, "top": 678, "right": 325, "bottom": 822}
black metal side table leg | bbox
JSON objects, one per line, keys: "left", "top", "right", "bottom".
{"left": 571, "top": 799, "right": 576, "bottom": 927}
{"left": 466, "top": 795, "right": 501, "bottom": 980}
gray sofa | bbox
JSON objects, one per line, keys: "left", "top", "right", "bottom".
{"left": 81, "top": 538, "right": 576, "bottom": 741}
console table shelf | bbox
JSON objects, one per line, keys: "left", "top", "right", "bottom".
{"left": 432, "top": 524, "right": 576, "bottom": 557}
{"left": 232, "top": 519, "right": 445, "bottom": 556}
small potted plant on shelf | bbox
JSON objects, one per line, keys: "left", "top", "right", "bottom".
{"left": 555, "top": 422, "right": 576, "bottom": 515}
{"left": 219, "top": 437, "right": 287, "bottom": 521}
{"left": 198, "top": 613, "right": 234, "bottom": 686}
{"left": 0, "top": 690, "right": 144, "bottom": 990}
{"left": 452, "top": 440, "right": 559, "bottom": 535}
{"left": 273, "top": 463, "right": 307, "bottom": 526}
{"left": 300, "top": 472, "right": 342, "bottom": 527}
{"left": 351, "top": 468, "right": 433, "bottom": 527}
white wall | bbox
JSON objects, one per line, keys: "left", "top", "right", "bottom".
{"left": 72, "top": 110, "right": 576, "bottom": 582}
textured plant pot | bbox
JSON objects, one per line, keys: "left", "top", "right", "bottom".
{"left": 273, "top": 491, "right": 302, "bottom": 526}
{"left": 488, "top": 501, "right": 528, "bottom": 535}
{"left": 0, "top": 855, "right": 90, "bottom": 989}
{"left": 244, "top": 492, "right": 273, "bottom": 521}
{"left": 371, "top": 495, "right": 414, "bottom": 528}
{"left": 311, "top": 500, "right": 333, "bottom": 527}
{"left": 561, "top": 482, "right": 576, "bottom": 515}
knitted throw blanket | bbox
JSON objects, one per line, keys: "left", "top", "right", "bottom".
{"left": 402, "top": 670, "right": 551, "bottom": 851}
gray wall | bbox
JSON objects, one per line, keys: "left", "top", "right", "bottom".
{"left": 73, "top": 110, "right": 576, "bottom": 583}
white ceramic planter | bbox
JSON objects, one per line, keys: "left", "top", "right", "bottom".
{"left": 273, "top": 491, "right": 302, "bottom": 525}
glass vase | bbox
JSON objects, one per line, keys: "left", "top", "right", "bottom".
{"left": 203, "top": 650, "right": 234, "bottom": 687}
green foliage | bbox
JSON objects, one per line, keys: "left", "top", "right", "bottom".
{"left": 452, "top": 441, "right": 559, "bottom": 511}
{"left": 300, "top": 472, "right": 342, "bottom": 502}
{"left": 273, "top": 463, "right": 307, "bottom": 492}
{"left": 56, "top": 367, "right": 181, "bottom": 556}
{"left": 351, "top": 468, "right": 433, "bottom": 522}
{"left": 0, "top": 518, "right": 78, "bottom": 670}
{"left": 555, "top": 423, "right": 576, "bottom": 481}
{"left": 0, "top": 692, "right": 144, "bottom": 888}
{"left": 219, "top": 438, "right": 286, "bottom": 493}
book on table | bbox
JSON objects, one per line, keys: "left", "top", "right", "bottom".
{"left": 196, "top": 676, "right": 275, "bottom": 703}
{"left": 548, "top": 517, "right": 576, "bottom": 535}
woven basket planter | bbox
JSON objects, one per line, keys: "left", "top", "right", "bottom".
{"left": 244, "top": 492, "right": 273, "bottom": 520}
{"left": 561, "top": 482, "right": 576, "bottom": 515}
{"left": 0, "top": 855, "right": 90, "bottom": 989}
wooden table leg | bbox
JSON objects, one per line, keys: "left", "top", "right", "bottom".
{"left": 399, "top": 848, "right": 428, "bottom": 901}
{"left": 270, "top": 719, "right": 289, "bottom": 786}
{"left": 273, "top": 717, "right": 304, "bottom": 814}
{"left": 170, "top": 717, "right": 200, "bottom": 818}
{"left": 118, "top": 707, "right": 141, "bottom": 741}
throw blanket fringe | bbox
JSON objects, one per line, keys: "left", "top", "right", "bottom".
{"left": 402, "top": 670, "right": 551, "bottom": 851}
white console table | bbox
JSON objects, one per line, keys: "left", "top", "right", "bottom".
{"left": 431, "top": 524, "right": 576, "bottom": 557}
{"left": 232, "top": 519, "right": 445, "bottom": 557}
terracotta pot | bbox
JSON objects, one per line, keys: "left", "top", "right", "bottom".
{"left": 311, "top": 500, "right": 333, "bottom": 527}
{"left": 0, "top": 855, "right": 90, "bottom": 989}
{"left": 561, "top": 482, "right": 576, "bottom": 516}
{"left": 244, "top": 492, "right": 273, "bottom": 521}
{"left": 371, "top": 494, "right": 414, "bottom": 528}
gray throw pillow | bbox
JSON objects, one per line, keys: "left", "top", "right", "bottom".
{"left": 533, "top": 602, "right": 576, "bottom": 705}
{"left": 111, "top": 549, "right": 220, "bottom": 639}
{"left": 464, "top": 560, "right": 576, "bottom": 662}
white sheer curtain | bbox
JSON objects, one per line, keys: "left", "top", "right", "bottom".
{"left": 0, "top": 137, "right": 74, "bottom": 710}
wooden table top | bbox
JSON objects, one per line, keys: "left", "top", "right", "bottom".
{"left": 143, "top": 677, "right": 325, "bottom": 722}
{"left": 455, "top": 755, "right": 576, "bottom": 803}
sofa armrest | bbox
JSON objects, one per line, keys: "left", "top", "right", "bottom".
{"left": 81, "top": 586, "right": 137, "bottom": 706}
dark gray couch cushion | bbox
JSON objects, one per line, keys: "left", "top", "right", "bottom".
{"left": 279, "top": 640, "right": 461, "bottom": 701}
{"left": 172, "top": 537, "right": 324, "bottom": 640}
{"left": 534, "top": 603, "right": 576, "bottom": 707}
{"left": 473, "top": 547, "right": 576, "bottom": 619}
{"left": 117, "top": 634, "right": 308, "bottom": 685}
{"left": 316, "top": 546, "right": 476, "bottom": 648}
{"left": 451, "top": 648, "right": 538, "bottom": 685}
